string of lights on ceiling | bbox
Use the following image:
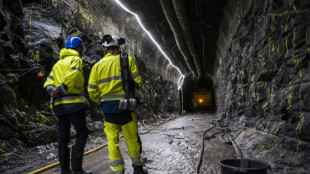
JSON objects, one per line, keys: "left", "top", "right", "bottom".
{"left": 114, "top": 0, "right": 185, "bottom": 89}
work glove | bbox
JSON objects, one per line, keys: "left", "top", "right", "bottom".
{"left": 46, "top": 85, "right": 59, "bottom": 98}
{"left": 50, "top": 88, "right": 59, "bottom": 98}
{"left": 56, "top": 83, "right": 68, "bottom": 96}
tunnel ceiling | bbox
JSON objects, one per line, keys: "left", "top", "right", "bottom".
{"left": 119, "top": 0, "right": 228, "bottom": 79}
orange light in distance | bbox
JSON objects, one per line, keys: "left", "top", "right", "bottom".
{"left": 199, "top": 99, "right": 203, "bottom": 103}
{"left": 37, "top": 71, "right": 44, "bottom": 78}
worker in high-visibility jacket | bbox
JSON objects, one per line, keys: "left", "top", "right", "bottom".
{"left": 88, "top": 35, "right": 147, "bottom": 174}
{"left": 43, "top": 37, "right": 92, "bottom": 174}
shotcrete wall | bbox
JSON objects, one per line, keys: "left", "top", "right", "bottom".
{"left": 215, "top": 0, "right": 310, "bottom": 173}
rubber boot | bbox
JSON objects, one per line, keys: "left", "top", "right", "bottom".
{"left": 71, "top": 146, "right": 92, "bottom": 174}
{"left": 132, "top": 164, "right": 148, "bottom": 174}
{"left": 58, "top": 148, "right": 71, "bottom": 174}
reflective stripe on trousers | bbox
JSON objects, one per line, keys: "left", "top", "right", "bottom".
{"left": 104, "top": 112, "right": 142, "bottom": 172}
{"left": 110, "top": 159, "right": 125, "bottom": 174}
{"left": 131, "top": 157, "right": 145, "bottom": 166}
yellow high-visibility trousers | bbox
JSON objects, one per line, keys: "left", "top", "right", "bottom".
{"left": 104, "top": 111, "right": 144, "bottom": 173}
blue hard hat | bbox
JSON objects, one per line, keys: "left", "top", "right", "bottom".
{"left": 65, "top": 37, "right": 83, "bottom": 48}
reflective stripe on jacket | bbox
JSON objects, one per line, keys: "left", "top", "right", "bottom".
{"left": 88, "top": 53, "right": 142, "bottom": 103}
{"left": 43, "top": 48, "right": 86, "bottom": 106}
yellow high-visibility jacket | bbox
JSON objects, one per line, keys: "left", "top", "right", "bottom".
{"left": 43, "top": 48, "right": 86, "bottom": 106}
{"left": 88, "top": 53, "right": 142, "bottom": 103}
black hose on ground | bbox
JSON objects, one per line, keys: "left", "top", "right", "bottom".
{"left": 196, "top": 126, "right": 242, "bottom": 174}
{"left": 195, "top": 126, "right": 214, "bottom": 174}
{"left": 218, "top": 129, "right": 232, "bottom": 145}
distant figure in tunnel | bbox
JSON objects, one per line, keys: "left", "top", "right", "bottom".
{"left": 43, "top": 37, "right": 92, "bottom": 174}
{"left": 88, "top": 35, "right": 147, "bottom": 174}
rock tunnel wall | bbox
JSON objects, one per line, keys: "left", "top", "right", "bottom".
{"left": 21, "top": 0, "right": 181, "bottom": 118}
{"left": 0, "top": 0, "right": 180, "bottom": 161}
{"left": 215, "top": 0, "right": 310, "bottom": 173}
{"left": 45, "top": 0, "right": 181, "bottom": 84}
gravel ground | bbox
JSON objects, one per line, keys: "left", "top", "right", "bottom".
{"left": 1, "top": 113, "right": 237, "bottom": 174}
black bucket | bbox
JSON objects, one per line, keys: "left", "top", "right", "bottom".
{"left": 219, "top": 159, "right": 271, "bottom": 174}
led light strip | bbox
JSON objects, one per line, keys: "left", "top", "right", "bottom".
{"left": 114, "top": 0, "right": 184, "bottom": 89}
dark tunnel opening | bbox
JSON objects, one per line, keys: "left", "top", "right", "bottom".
{"left": 181, "top": 75, "right": 215, "bottom": 113}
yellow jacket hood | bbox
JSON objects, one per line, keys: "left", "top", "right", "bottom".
{"left": 60, "top": 48, "right": 80, "bottom": 60}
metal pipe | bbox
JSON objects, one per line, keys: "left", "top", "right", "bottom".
{"left": 159, "top": 0, "right": 198, "bottom": 79}
{"left": 172, "top": 0, "right": 202, "bottom": 80}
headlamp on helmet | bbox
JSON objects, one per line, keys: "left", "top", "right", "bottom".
{"left": 102, "top": 35, "right": 125, "bottom": 48}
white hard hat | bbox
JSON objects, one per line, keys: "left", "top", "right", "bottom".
{"left": 102, "top": 35, "right": 125, "bottom": 47}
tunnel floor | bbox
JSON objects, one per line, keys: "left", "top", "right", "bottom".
{"left": 40, "top": 113, "right": 236, "bottom": 174}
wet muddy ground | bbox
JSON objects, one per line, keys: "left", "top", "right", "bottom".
{"left": 15, "top": 113, "right": 236, "bottom": 174}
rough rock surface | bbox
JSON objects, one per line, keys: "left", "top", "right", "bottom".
{"left": 1, "top": 0, "right": 309, "bottom": 174}
{"left": 0, "top": 1, "right": 179, "bottom": 173}
{"left": 215, "top": 0, "right": 310, "bottom": 173}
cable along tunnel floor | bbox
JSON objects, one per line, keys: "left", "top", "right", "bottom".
{"left": 41, "top": 113, "right": 236, "bottom": 174}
